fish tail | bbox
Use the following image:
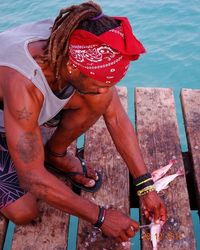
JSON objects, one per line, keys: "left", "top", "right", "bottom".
{"left": 170, "top": 159, "right": 177, "bottom": 165}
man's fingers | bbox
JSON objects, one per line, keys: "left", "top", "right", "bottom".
{"left": 140, "top": 192, "right": 167, "bottom": 224}
{"left": 125, "top": 223, "right": 138, "bottom": 238}
{"left": 143, "top": 209, "right": 150, "bottom": 220}
{"left": 153, "top": 203, "right": 167, "bottom": 224}
{"left": 130, "top": 220, "right": 139, "bottom": 231}
{"left": 125, "top": 228, "right": 135, "bottom": 238}
{"left": 119, "top": 231, "right": 129, "bottom": 242}
{"left": 142, "top": 205, "right": 148, "bottom": 218}
{"left": 160, "top": 204, "right": 167, "bottom": 224}
{"left": 153, "top": 205, "right": 160, "bottom": 223}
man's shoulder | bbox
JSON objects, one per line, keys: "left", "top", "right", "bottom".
{"left": 1, "top": 66, "right": 32, "bottom": 90}
{"left": 1, "top": 67, "right": 43, "bottom": 105}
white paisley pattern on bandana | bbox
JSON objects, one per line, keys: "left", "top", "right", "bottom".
{"left": 69, "top": 44, "right": 122, "bottom": 68}
{"left": 108, "top": 26, "right": 124, "bottom": 38}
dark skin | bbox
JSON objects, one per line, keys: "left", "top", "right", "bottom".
{"left": 0, "top": 40, "right": 167, "bottom": 241}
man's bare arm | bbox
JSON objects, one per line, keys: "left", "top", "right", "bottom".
{"left": 103, "top": 87, "right": 148, "bottom": 177}
{"left": 3, "top": 74, "right": 99, "bottom": 224}
{"left": 103, "top": 87, "right": 167, "bottom": 223}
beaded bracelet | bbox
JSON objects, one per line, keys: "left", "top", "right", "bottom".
{"left": 138, "top": 188, "right": 156, "bottom": 197}
{"left": 137, "top": 185, "right": 155, "bottom": 197}
{"left": 138, "top": 184, "right": 155, "bottom": 192}
{"left": 93, "top": 206, "right": 106, "bottom": 228}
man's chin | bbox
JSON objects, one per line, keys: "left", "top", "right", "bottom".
{"left": 76, "top": 89, "right": 100, "bottom": 95}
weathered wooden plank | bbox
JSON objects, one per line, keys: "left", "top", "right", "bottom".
{"left": 0, "top": 214, "right": 8, "bottom": 250}
{"left": 11, "top": 127, "right": 76, "bottom": 250}
{"left": 135, "top": 88, "right": 196, "bottom": 250}
{"left": 180, "top": 88, "right": 200, "bottom": 211}
{"left": 11, "top": 201, "right": 70, "bottom": 250}
{"left": 76, "top": 87, "right": 131, "bottom": 250}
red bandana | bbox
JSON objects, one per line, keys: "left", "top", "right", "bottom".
{"left": 68, "top": 17, "right": 146, "bottom": 84}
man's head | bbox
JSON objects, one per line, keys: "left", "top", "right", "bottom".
{"left": 47, "top": 1, "right": 145, "bottom": 92}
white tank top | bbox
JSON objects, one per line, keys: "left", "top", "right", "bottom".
{"left": 0, "top": 19, "right": 75, "bottom": 132}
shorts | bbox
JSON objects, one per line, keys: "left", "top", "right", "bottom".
{"left": 0, "top": 133, "right": 26, "bottom": 209}
{"left": 0, "top": 126, "right": 56, "bottom": 209}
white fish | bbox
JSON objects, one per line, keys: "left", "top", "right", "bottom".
{"left": 140, "top": 162, "right": 184, "bottom": 249}
{"left": 150, "top": 221, "right": 161, "bottom": 250}
{"left": 151, "top": 160, "right": 177, "bottom": 182}
{"left": 140, "top": 220, "right": 162, "bottom": 250}
{"left": 154, "top": 168, "right": 184, "bottom": 193}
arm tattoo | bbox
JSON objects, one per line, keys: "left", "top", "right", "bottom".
{"left": 16, "top": 132, "right": 40, "bottom": 163}
{"left": 16, "top": 107, "right": 33, "bottom": 121}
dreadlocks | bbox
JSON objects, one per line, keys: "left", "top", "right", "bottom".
{"left": 47, "top": 1, "right": 120, "bottom": 83}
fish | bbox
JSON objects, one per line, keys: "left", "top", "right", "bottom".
{"left": 140, "top": 220, "right": 162, "bottom": 250}
{"left": 154, "top": 168, "right": 184, "bottom": 193}
{"left": 151, "top": 159, "right": 177, "bottom": 182}
{"left": 150, "top": 220, "right": 162, "bottom": 250}
{"left": 139, "top": 161, "right": 184, "bottom": 249}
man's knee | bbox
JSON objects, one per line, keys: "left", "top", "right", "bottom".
{"left": 1, "top": 193, "right": 39, "bottom": 225}
{"left": 9, "top": 205, "right": 39, "bottom": 225}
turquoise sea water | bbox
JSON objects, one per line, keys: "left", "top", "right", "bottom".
{"left": 0, "top": 0, "right": 199, "bottom": 249}
{"left": 0, "top": 0, "right": 199, "bottom": 150}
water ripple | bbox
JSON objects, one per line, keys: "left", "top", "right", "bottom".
{"left": 0, "top": 0, "right": 199, "bottom": 150}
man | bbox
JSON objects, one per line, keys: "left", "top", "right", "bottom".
{"left": 0, "top": 1, "right": 167, "bottom": 242}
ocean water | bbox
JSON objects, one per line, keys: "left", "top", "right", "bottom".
{"left": 0, "top": 0, "right": 199, "bottom": 150}
{"left": 0, "top": 0, "right": 199, "bottom": 249}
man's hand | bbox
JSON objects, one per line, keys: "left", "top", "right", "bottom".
{"left": 101, "top": 209, "right": 139, "bottom": 242}
{"left": 140, "top": 191, "right": 167, "bottom": 224}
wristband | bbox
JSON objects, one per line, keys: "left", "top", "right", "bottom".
{"left": 136, "top": 177, "right": 152, "bottom": 186}
{"left": 136, "top": 179, "right": 154, "bottom": 192}
{"left": 45, "top": 142, "right": 67, "bottom": 157}
{"left": 93, "top": 206, "right": 106, "bottom": 228}
{"left": 133, "top": 172, "right": 152, "bottom": 186}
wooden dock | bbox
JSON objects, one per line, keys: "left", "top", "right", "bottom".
{"left": 0, "top": 87, "right": 199, "bottom": 250}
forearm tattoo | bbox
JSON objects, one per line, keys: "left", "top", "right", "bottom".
{"left": 16, "top": 132, "right": 40, "bottom": 163}
{"left": 16, "top": 107, "right": 33, "bottom": 121}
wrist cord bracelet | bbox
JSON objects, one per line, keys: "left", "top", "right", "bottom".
{"left": 45, "top": 141, "right": 67, "bottom": 157}
{"left": 133, "top": 172, "right": 152, "bottom": 185}
{"left": 136, "top": 177, "right": 152, "bottom": 186}
{"left": 136, "top": 179, "right": 155, "bottom": 191}
{"left": 93, "top": 206, "right": 106, "bottom": 228}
